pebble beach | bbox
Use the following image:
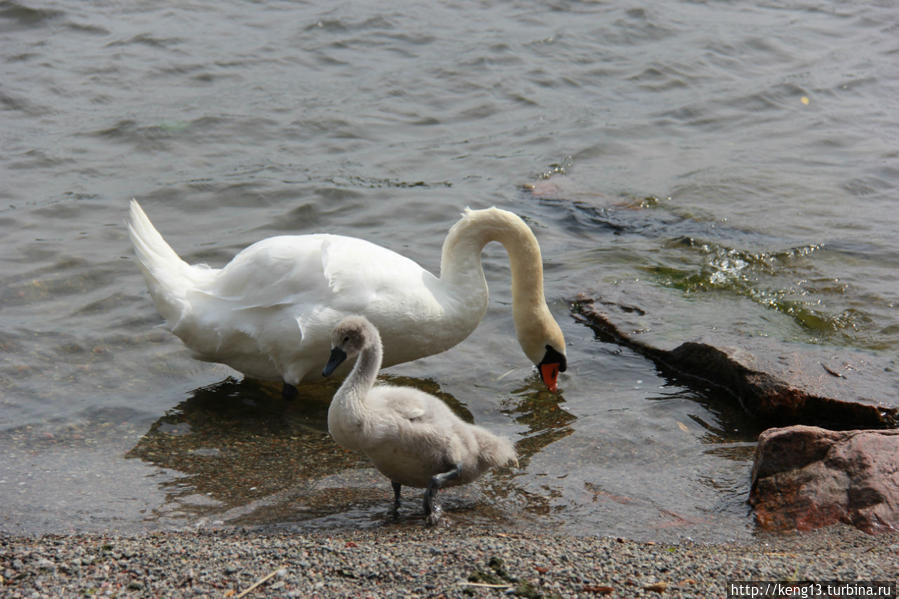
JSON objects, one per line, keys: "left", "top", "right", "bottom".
{"left": 3, "top": 523, "right": 897, "bottom": 598}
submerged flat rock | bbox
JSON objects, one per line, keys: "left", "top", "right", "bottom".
{"left": 572, "top": 283, "right": 898, "bottom": 428}
{"left": 573, "top": 283, "right": 898, "bottom": 535}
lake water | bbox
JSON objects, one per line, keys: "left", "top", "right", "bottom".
{"left": 2, "top": 0, "right": 897, "bottom": 542}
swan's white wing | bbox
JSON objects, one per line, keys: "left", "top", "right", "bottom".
{"left": 175, "top": 234, "right": 445, "bottom": 382}
{"left": 317, "top": 236, "right": 458, "bottom": 367}
{"left": 176, "top": 236, "right": 333, "bottom": 369}
{"left": 199, "top": 234, "right": 432, "bottom": 312}
{"left": 199, "top": 235, "right": 333, "bottom": 309}
{"left": 319, "top": 236, "right": 440, "bottom": 309}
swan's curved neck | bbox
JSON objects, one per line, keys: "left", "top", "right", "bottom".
{"left": 439, "top": 208, "right": 550, "bottom": 359}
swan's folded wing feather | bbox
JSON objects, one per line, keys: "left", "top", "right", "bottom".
{"left": 203, "top": 234, "right": 429, "bottom": 313}
{"left": 176, "top": 236, "right": 335, "bottom": 360}
{"left": 320, "top": 235, "right": 432, "bottom": 309}
{"left": 320, "top": 236, "right": 378, "bottom": 306}
{"left": 199, "top": 236, "right": 331, "bottom": 307}
{"left": 176, "top": 234, "right": 445, "bottom": 374}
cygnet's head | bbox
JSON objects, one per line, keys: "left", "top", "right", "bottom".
{"left": 322, "top": 315, "right": 378, "bottom": 377}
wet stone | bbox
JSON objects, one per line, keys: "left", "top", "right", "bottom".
{"left": 572, "top": 293, "right": 898, "bottom": 428}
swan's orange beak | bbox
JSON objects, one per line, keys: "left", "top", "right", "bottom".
{"left": 538, "top": 345, "right": 566, "bottom": 392}
{"left": 540, "top": 362, "right": 560, "bottom": 392}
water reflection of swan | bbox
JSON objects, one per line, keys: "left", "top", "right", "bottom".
{"left": 127, "top": 200, "right": 567, "bottom": 396}
{"left": 124, "top": 376, "right": 485, "bottom": 526}
{"left": 323, "top": 316, "right": 518, "bottom": 524}
{"left": 124, "top": 379, "right": 348, "bottom": 521}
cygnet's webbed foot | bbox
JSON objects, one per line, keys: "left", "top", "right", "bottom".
{"left": 282, "top": 383, "right": 298, "bottom": 400}
{"left": 389, "top": 481, "right": 402, "bottom": 519}
{"left": 423, "top": 464, "right": 461, "bottom": 526}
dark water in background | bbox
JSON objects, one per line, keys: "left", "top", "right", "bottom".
{"left": 1, "top": 0, "right": 897, "bottom": 541}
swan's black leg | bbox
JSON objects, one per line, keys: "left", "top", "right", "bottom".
{"left": 390, "top": 482, "right": 402, "bottom": 517}
{"left": 282, "top": 383, "right": 298, "bottom": 400}
{"left": 423, "top": 464, "right": 461, "bottom": 526}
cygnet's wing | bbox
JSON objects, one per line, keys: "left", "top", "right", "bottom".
{"left": 379, "top": 386, "right": 430, "bottom": 422}
{"left": 370, "top": 385, "right": 463, "bottom": 426}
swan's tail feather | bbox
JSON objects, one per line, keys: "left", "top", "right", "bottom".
{"left": 473, "top": 426, "right": 519, "bottom": 470}
{"left": 127, "top": 199, "right": 208, "bottom": 327}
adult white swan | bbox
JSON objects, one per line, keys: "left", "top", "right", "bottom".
{"left": 322, "top": 315, "right": 518, "bottom": 524}
{"left": 127, "top": 199, "right": 567, "bottom": 394}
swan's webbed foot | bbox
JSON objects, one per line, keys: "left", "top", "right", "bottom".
{"left": 282, "top": 383, "right": 298, "bottom": 400}
{"left": 389, "top": 481, "right": 402, "bottom": 519}
{"left": 425, "top": 503, "right": 443, "bottom": 527}
{"left": 423, "top": 464, "right": 461, "bottom": 526}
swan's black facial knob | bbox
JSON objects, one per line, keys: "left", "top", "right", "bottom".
{"left": 538, "top": 344, "right": 567, "bottom": 392}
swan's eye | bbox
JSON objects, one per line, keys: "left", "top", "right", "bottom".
{"left": 343, "top": 335, "right": 350, "bottom": 344}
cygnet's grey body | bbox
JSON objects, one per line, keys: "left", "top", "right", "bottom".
{"left": 322, "top": 315, "right": 518, "bottom": 524}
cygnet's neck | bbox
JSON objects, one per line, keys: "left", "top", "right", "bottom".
{"left": 439, "top": 208, "right": 553, "bottom": 362}
{"left": 336, "top": 330, "right": 383, "bottom": 408}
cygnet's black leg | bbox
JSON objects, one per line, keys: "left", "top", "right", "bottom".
{"left": 282, "top": 382, "right": 298, "bottom": 400}
{"left": 390, "top": 481, "right": 402, "bottom": 518}
{"left": 423, "top": 464, "right": 461, "bottom": 526}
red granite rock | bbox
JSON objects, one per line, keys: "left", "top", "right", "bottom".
{"left": 749, "top": 425, "right": 899, "bottom": 534}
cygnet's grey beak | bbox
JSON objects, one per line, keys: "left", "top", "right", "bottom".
{"left": 322, "top": 347, "right": 347, "bottom": 377}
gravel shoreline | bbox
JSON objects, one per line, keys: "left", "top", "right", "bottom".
{"left": 2, "top": 524, "right": 897, "bottom": 598}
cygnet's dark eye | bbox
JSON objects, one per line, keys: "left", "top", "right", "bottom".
{"left": 343, "top": 335, "right": 350, "bottom": 344}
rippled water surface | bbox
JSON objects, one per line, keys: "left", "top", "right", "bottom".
{"left": 2, "top": 0, "right": 897, "bottom": 542}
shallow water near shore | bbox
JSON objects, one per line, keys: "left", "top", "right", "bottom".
{"left": 1, "top": 1, "right": 897, "bottom": 542}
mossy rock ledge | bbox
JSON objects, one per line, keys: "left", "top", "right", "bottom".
{"left": 571, "top": 291, "right": 897, "bottom": 429}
